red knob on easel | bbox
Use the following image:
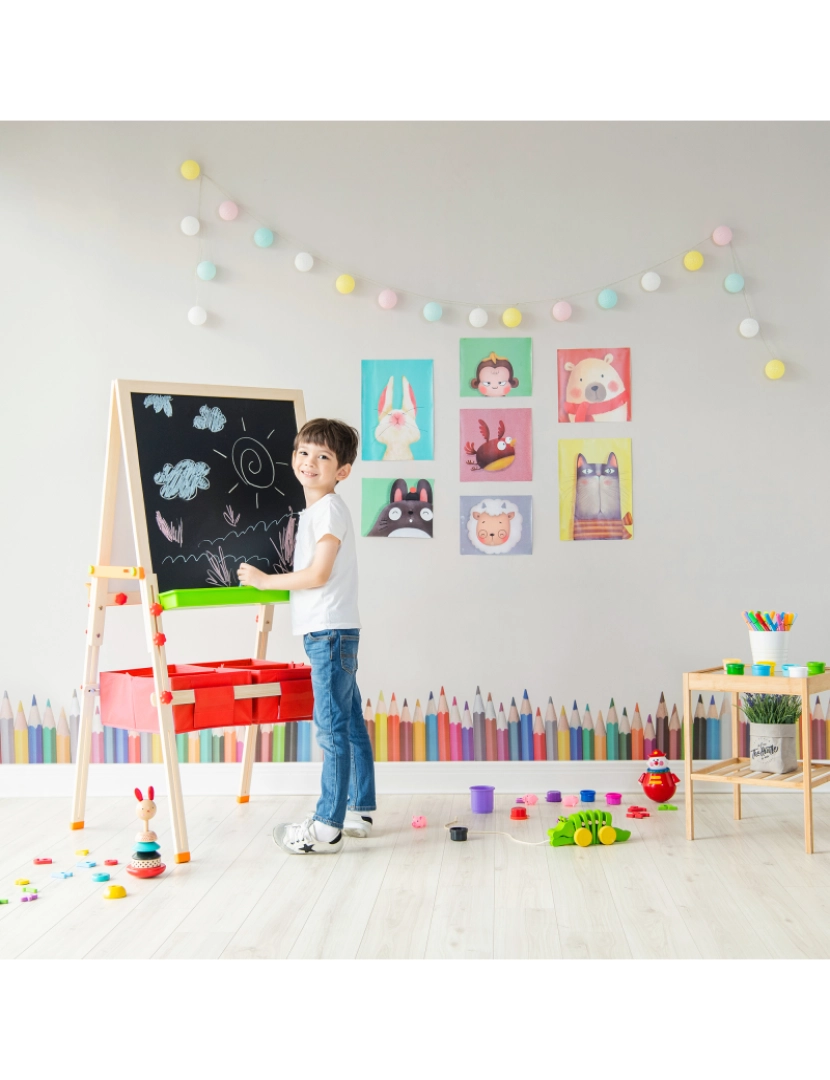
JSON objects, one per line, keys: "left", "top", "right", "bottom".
{"left": 153, "top": 632, "right": 167, "bottom": 646}
{"left": 159, "top": 691, "right": 173, "bottom": 705}
{"left": 149, "top": 603, "right": 163, "bottom": 617}
{"left": 114, "top": 593, "right": 128, "bottom": 606}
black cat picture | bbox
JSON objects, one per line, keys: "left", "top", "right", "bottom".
{"left": 368, "top": 479, "right": 434, "bottom": 539}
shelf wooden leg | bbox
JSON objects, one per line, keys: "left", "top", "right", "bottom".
{"left": 684, "top": 673, "right": 694, "bottom": 840}
{"left": 731, "top": 691, "right": 742, "bottom": 820}
{"left": 801, "top": 682, "right": 813, "bottom": 854}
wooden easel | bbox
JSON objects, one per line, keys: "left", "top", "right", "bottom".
{"left": 72, "top": 381, "right": 305, "bottom": 863}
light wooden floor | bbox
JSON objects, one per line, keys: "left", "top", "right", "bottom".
{"left": 2, "top": 792, "right": 830, "bottom": 959}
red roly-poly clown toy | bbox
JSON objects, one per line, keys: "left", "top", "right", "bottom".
{"left": 638, "top": 749, "right": 680, "bottom": 804}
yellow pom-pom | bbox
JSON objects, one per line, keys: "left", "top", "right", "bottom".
{"left": 502, "top": 307, "right": 522, "bottom": 328}
{"left": 765, "top": 358, "right": 785, "bottom": 380}
{"left": 335, "top": 274, "right": 356, "bottom": 294}
{"left": 180, "top": 160, "right": 201, "bottom": 180}
{"left": 683, "top": 250, "right": 704, "bottom": 271}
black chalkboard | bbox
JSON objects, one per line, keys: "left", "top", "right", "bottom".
{"left": 129, "top": 389, "right": 304, "bottom": 595}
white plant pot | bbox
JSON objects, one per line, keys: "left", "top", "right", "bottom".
{"left": 748, "top": 722, "right": 798, "bottom": 775}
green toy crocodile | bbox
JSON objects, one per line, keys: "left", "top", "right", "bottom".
{"left": 547, "top": 810, "right": 631, "bottom": 848}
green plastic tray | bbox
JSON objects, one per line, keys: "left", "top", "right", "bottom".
{"left": 159, "top": 587, "right": 290, "bottom": 610}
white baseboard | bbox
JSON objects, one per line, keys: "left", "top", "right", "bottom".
{"left": 1, "top": 761, "right": 822, "bottom": 797}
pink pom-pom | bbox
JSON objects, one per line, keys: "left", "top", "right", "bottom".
{"left": 712, "top": 225, "right": 732, "bottom": 246}
{"left": 218, "top": 200, "right": 239, "bottom": 221}
{"left": 411, "top": 815, "right": 427, "bottom": 829}
{"left": 378, "top": 288, "right": 398, "bottom": 310}
{"left": 522, "top": 794, "right": 538, "bottom": 805}
{"left": 552, "top": 300, "right": 572, "bottom": 322}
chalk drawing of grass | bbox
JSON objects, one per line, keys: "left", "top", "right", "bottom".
{"left": 224, "top": 505, "right": 240, "bottom": 527}
{"left": 270, "top": 509, "right": 297, "bottom": 574}
{"left": 205, "top": 547, "right": 233, "bottom": 587}
{"left": 155, "top": 511, "right": 183, "bottom": 546}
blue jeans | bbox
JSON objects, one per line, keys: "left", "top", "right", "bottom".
{"left": 303, "top": 628, "right": 376, "bottom": 830}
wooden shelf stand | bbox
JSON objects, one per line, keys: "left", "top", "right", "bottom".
{"left": 684, "top": 665, "right": 830, "bottom": 854}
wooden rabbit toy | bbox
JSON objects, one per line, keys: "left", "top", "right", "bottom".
{"left": 126, "top": 786, "right": 166, "bottom": 878}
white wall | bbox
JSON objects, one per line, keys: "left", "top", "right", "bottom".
{"left": 1, "top": 122, "right": 827, "bottom": 723}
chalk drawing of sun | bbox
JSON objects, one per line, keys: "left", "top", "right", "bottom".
{"left": 210, "top": 415, "right": 291, "bottom": 511}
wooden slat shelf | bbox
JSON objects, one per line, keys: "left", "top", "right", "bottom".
{"left": 684, "top": 664, "right": 828, "bottom": 854}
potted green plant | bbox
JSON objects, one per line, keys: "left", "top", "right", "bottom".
{"left": 743, "top": 693, "right": 801, "bottom": 774}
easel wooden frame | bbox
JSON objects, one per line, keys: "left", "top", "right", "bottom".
{"left": 72, "top": 380, "right": 306, "bottom": 863}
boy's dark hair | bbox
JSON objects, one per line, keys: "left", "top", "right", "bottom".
{"left": 294, "top": 418, "right": 360, "bottom": 467}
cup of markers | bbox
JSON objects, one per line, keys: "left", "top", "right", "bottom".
{"left": 743, "top": 611, "right": 796, "bottom": 668}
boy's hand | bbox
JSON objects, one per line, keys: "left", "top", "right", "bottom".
{"left": 237, "top": 563, "right": 269, "bottom": 589}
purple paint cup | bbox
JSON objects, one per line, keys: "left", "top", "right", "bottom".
{"left": 470, "top": 785, "right": 495, "bottom": 814}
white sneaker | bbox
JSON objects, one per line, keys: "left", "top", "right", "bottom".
{"left": 343, "top": 811, "right": 374, "bottom": 838}
{"left": 273, "top": 816, "right": 344, "bottom": 855}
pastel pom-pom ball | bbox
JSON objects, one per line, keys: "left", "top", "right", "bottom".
{"left": 502, "top": 306, "right": 522, "bottom": 328}
{"left": 253, "top": 227, "right": 274, "bottom": 248}
{"left": 180, "top": 216, "right": 200, "bottom": 236}
{"left": 724, "top": 272, "right": 744, "bottom": 293}
{"left": 523, "top": 794, "right": 538, "bottom": 805}
{"left": 218, "top": 200, "right": 239, "bottom": 221}
{"left": 378, "top": 288, "right": 397, "bottom": 309}
{"left": 411, "top": 816, "right": 427, "bottom": 828}
{"left": 180, "top": 160, "right": 200, "bottom": 180}
{"left": 712, "top": 225, "right": 733, "bottom": 246}
{"left": 551, "top": 300, "right": 572, "bottom": 321}
{"left": 294, "top": 252, "right": 314, "bottom": 272}
{"left": 423, "top": 301, "right": 443, "bottom": 322}
{"left": 336, "top": 273, "right": 355, "bottom": 294}
{"left": 641, "top": 272, "right": 661, "bottom": 292}
{"left": 597, "top": 288, "right": 618, "bottom": 309}
{"left": 196, "top": 260, "right": 216, "bottom": 281}
{"left": 684, "top": 249, "right": 704, "bottom": 271}
{"left": 469, "top": 307, "right": 488, "bottom": 328}
{"left": 739, "top": 317, "right": 760, "bottom": 338}
{"left": 765, "top": 358, "right": 785, "bottom": 380}
{"left": 187, "top": 306, "right": 207, "bottom": 326}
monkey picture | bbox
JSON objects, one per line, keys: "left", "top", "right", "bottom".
{"left": 470, "top": 352, "right": 520, "bottom": 397}
{"left": 460, "top": 338, "right": 532, "bottom": 399}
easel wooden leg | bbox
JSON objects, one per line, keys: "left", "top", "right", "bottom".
{"left": 684, "top": 674, "right": 694, "bottom": 840}
{"left": 72, "top": 582, "right": 106, "bottom": 828}
{"left": 142, "top": 575, "right": 190, "bottom": 862}
{"left": 238, "top": 604, "right": 274, "bottom": 803}
{"left": 732, "top": 691, "right": 742, "bottom": 820}
{"left": 801, "top": 682, "right": 813, "bottom": 854}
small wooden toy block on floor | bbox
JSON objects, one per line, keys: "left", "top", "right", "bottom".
{"left": 72, "top": 380, "right": 312, "bottom": 864}
{"left": 683, "top": 664, "right": 830, "bottom": 854}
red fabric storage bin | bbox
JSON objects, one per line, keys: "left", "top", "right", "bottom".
{"left": 100, "top": 664, "right": 254, "bottom": 734}
{"left": 212, "top": 660, "right": 314, "bottom": 724}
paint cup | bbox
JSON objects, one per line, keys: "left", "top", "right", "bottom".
{"left": 510, "top": 806, "right": 527, "bottom": 820}
{"left": 748, "top": 630, "right": 788, "bottom": 667}
{"left": 469, "top": 785, "right": 495, "bottom": 814}
{"left": 449, "top": 826, "right": 468, "bottom": 842}
{"left": 726, "top": 663, "right": 745, "bottom": 675}
{"left": 751, "top": 663, "right": 771, "bottom": 676}
{"left": 759, "top": 662, "right": 776, "bottom": 676}
{"left": 723, "top": 657, "right": 743, "bottom": 669}
{"left": 807, "top": 662, "right": 826, "bottom": 675}
{"left": 787, "top": 666, "right": 808, "bottom": 677}
{"left": 606, "top": 792, "right": 622, "bottom": 806}
{"left": 580, "top": 789, "right": 596, "bottom": 803}
{"left": 546, "top": 790, "right": 561, "bottom": 802}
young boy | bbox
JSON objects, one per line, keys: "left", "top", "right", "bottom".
{"left": 238, "top": 419, "right": 375, "bottom": 854}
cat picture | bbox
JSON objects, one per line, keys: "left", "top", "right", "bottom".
{"left": 558, "top": 439, "right": 633, "bottom": 541}
{"left": 363, "top": 478, "right": 434, "bottom": 539}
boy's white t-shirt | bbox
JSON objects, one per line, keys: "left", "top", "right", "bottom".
{"left": 289, "top": 492, "right": 361, "bottom": 635}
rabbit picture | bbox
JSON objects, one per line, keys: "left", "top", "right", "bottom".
{"left": 375, "top": 375, "right": 420, "bottom": 461}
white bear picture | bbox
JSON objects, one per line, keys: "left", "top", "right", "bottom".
{"left": 558, "top": 348, "right": 631, "bottom": 423}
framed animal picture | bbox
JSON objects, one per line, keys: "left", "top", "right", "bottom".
{"left": 362, "top": 477, "right": 435, "bottom": 539}
{"left": 558, "top": 438, "right": 633, "bottom": 541}
{"left": 459, "top": 338, "right": 532, "bottom": 399}
{"left": 361, "top": 359, "right": 434, "bottom": 461}
{"left": 557, "top": 348, "right": 631, "bottom": 422}
{"left": 459, "top": 495, "right": 532, "bottom": 556}
{"left": 459, "top": 408, "right": 532, "bottom": 482}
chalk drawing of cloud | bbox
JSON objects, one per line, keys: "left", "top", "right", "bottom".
{"left": 193, "top": 405, "right": 226, "bottom": 433}
{"left": 153, "top": 460, "right": 211, "bottom": 501}
{"left": 144, "top": 394, "right": 173, "bottom": 416}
